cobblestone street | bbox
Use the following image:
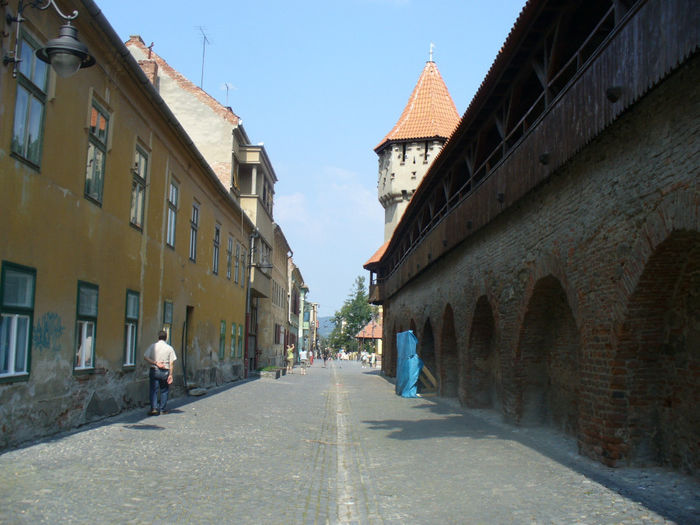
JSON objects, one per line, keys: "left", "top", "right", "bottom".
{"left": 1, "top": 361, "right": 698, "bottom": 524}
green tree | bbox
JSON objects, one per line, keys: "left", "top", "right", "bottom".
{"left": 327, "top": 276, "right": 376, "bottom": 353}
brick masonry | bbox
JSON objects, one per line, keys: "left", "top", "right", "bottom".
{"left": 381, "top": 55, "right": 700, "bottom": 475}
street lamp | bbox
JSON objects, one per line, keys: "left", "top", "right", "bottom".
{"left": 244, "top": 229, "right": 272, "bottom": 377}
{"left": 4, "top": 0, "right": 95, "bottom": 79}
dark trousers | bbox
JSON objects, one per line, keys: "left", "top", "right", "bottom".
{"left": 149, "top": 367, "right": 170, "bottom": 411}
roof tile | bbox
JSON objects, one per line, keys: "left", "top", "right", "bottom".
{"left": 376, "top": 61, "right": 460, "bottom": 151}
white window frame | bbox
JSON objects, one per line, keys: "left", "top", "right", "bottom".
{"left": 213, "top": 224, "right": 220, "bottom": 275}
{"left": 234, "top": 242, "right": 240, "bottom": 284}
{"left": 166, "top": 180, "right": 178, "bottom": 247}
{"left": 85, "top": 101, "right": 110, "bottom": 204}
{"left": 226, "top": 236, "right": 233, "bottom": 280}
{"left": 75, "top": 281, "right": 98, "bottom": 370}
{"left": 124, "top": 290, "right": 139, "bottom": 366}
{"left": 0, "top": 262, "right": 36, "bottom": 379}
{"left": 130, "top": 146, "right": 148, "bottom": 229}
{"left": 163, "top": 301, "right": 173, "bottom": 344}
{"left": 11, "top": 32, "right": 48, "bottom": 168}
{"left": 189, "top": 202, "right": 199, "bottom": 261}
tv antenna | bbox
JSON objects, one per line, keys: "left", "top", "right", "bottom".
{"left": 224, "top": 82, "right": 233, "bottom": 106}
{"left": 198, "top": 26, "right": 210, "bottom": 88}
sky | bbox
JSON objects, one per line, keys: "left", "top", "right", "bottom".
{"left": 97, "top": 0, "right": 526, "bottom": 317}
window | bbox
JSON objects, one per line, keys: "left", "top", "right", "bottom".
{"left": 213, "top": 225, "right": 220, "bottom": 275}
{"left": 11, "top": 34, "right": 48, "bottom": 167}
{"left": 234, "top": 242, "right": 240, "bottom": 284}
{"left": 274, "top": 323, "right": 281, "bottom": 344}
{"left": 230, "top": 323, "right": 236, "bottom": 356}
{"left": 124, "top": 290, "right": 139, "bottom": 366}
{"left": 189, "top": 202, "right": 199, "bottom": 261}
{"left": 0, "top": 262, "right": 35, "bottom": 379}
{"left": 237, "top": 325, "right": 243, "bottom": 357}
{"left": 166, "top": 181, "right": 178, "bottom": 247}
{"left": 219, "top": 320, "right": 226, "bottom": 359}
{"left": 226, "top": 236, "right": 233, "bottom": 279}
{"left": 240, "top": 250, "right": 246, "bottom": 287}
{"left": 75, "top": 282, "right": 98, "bottom": 370}
{"left": 163, "top": 301, "right": 173, "bottom": 343}
{"left": 130, "top": 147, "right": 148, "bottom": 228}
{"left": 85, "top": 102, "right": 110, "bottom": 203}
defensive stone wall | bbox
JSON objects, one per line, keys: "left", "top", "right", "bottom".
{"left": 383, "top": 55, "right": 699, "bottom": 475}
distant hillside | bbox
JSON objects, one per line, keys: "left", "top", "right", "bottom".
{"left": 318, "top": 317, "right": 335, "bottom": 338}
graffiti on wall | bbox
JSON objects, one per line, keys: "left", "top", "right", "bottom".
{"left": 33, "top": 312, "right": 65, "bottom": 352}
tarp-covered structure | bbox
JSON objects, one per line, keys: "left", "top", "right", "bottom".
{"left": 395, "top": 330, "right": 423, "bottom": 398}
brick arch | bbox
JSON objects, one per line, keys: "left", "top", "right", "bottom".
{"left": 613, "top": 192, "right": 700, "bottom": 322}
{"left": 386, "top": 322, "right": 398, "bottom": 377}
{"left": 439, "top": 304, "right": 459, "bottom": 398}
{"left": 612, "top": 230, "right": 700, "bottom": 474}
{"left": 515, "top": 275, "right": 581, "bottom": 436}
{"left": 463, "top": 295, "right": 498, "bottom": 408}
{"left": 516, "top": 253, "right": 583, "bottom": 341}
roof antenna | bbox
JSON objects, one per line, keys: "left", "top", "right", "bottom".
{"left": 429, "top": 42, "right": 435, "bottom": 62}
{"left": 198, "top": 26, "right": 210, "bottom": 88}
{"left": 224, "top": 82, "right": 232, "bottom": 106}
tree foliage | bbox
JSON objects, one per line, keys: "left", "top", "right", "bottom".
{"left": 327, "top": 275, "right": 376, "bottom": 353}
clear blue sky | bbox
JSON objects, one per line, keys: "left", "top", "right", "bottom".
{"left": 97, "top": 0, "right": 525, "bottom": 317}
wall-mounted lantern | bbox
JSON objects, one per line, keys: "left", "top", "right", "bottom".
{"left": 4, "top": 0, "right": 95, "bottom": 78}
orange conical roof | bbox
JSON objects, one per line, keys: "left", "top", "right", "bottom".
{"left": 375, "top": 60, "right": 460, "bottom": 152}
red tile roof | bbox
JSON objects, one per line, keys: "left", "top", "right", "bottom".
{"left": 375, "top": 60, "right": 460, "bottom": 152}
{"left": 356, "top": 319, "right": 383, "bottom": 339}
{"left": 364, "top": 241, "right": 389, "bottom": 268}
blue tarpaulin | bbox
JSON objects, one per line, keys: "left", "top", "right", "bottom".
{"left": 395, "top": 330, "right": 423, "bottom": 398}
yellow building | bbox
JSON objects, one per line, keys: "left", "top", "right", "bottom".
{"left": 0, "top": 0, "right": 253, "bottom": 448}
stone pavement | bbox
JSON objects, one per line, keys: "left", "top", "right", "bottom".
{"left": 0, "top": 361, "right": 698, "bottom": 524}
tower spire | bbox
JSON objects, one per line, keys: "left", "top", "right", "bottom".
{"left": 429, "top": 42, "right": 434, "bottom": 62}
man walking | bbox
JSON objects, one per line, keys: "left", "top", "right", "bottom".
{"left": 144, "top": 330, "right": 177, "bottom": 415}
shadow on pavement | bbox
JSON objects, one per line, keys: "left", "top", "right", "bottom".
{"left": 363, "top": 395, "right": 698, "bottom": 524}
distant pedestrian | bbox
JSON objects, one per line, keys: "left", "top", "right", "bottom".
{"left": 144, "top": 330, "right": 177, "bottom": 416}
{"left": 309, "top": 349, "right": 314, "bottom": 366}
{"left": 286, "top": 344, "right": 295, "bottom": 374}
{"left": 371, "top": 353, "right": 376, "bottom": 368}
{"left": 299, "top": 348, "right": 308, "bottom": 375}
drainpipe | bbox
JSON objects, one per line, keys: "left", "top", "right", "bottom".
{"left": 244, "top": 229, "right": 258, "bottom": 378}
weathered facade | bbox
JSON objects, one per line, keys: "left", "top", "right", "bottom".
{"left": 0, "top": 0, "right": 253, "bottom": 447}
{"left": 125, "top": 36, "right": 292, "bottom": 374}
{"left": 367, "top": 0, "right": 699, "bottom": 475}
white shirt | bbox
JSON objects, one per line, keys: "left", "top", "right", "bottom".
{"left": 299, "top": 350, "right": 308, "bottom": 361}
{"left": 145, "top": 340, "right": 177, "bottom": 369}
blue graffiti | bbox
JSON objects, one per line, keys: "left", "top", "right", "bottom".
{"left": 33, "top": 312, "right": 65, "bottom": 352}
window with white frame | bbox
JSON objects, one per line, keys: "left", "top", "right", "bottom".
{"left": 75, "top": 281, "right": 98, "bottom": 370}
{"left": 11, "top": 33, "right": 48, "bottom": 167}
{"left": 230, "top": 323, "right": 236, "bottom": 356}
{"left": 239, "top": 249, "right": 246, "bottom": 287}
{"left": 237, "top": 325, "right": 243, "bottom": 357}
{"left": 234, "top": 242, "right": 240, "bottom": 284}
{"left": 213, "top": 225, "right": 220, "bottom": 275}
{"left": 163, "top": 301, "right": 173, "bottom": 343}
{"left": 0, "top": 262, "right": 35, "bottom": 379}
{"left": 130, "top": 146, "right": 148, "bottom": 229}
{"left": 166, "top": 181, "right": 178, "bottom": 247}
{"left": 85, "top": 102, "right": 110, "bottom": 203}
{"left": 124, "top": 290, "right": 139, "bottom": 366}
{"left": 226, "top": 236, "right": 233, "bottom": 280}
{"left": 189, "top": 202, "right": 199, "bottom": 261}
